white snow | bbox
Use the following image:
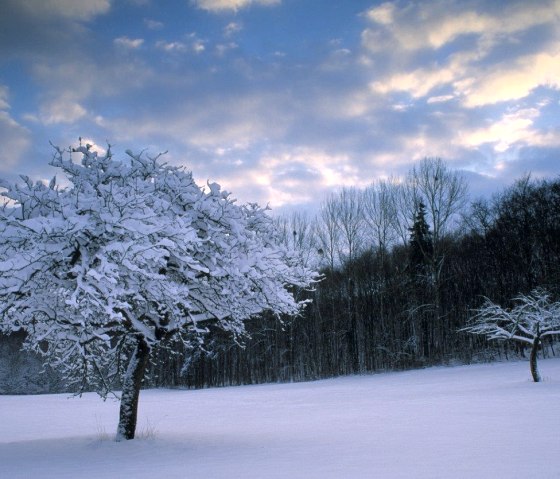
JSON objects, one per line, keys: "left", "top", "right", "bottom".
{"left": 1, "top": 359, "right": 560, "bottom": 478}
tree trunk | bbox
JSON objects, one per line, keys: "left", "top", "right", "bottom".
{"left": 116, "top": 337, "right": 150, "bottom": 441}
{"left": 530, "top": 335, "right": 541, "bottom": 383}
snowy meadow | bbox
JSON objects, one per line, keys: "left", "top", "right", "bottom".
{"left": 1, "top": 358, "right": 560, "bottom": 479}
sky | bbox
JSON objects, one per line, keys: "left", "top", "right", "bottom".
{"left": 1, "top": 0, "right": 559, "bottom": 213}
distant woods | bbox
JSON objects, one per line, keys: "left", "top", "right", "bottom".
{"left": 155, "top": 159, "right": 560, "bottom": 388}
{"left": 3, "top": 158, "right": 560, "bottom": 392}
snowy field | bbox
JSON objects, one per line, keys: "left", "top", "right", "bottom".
{"left": 1, "top": 359, "right": 560, "bottom": 479}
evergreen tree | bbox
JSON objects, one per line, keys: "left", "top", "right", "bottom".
{"left": 407, "top": 201, "right": 435, "bottom": 359}
{"left": 409, "top": 201, "right": 433, "bottom": 281}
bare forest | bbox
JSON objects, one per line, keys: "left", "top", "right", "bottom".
{"left": 151, "top": 159, "right": 560, "bottom": 388}
{"left": 2, "top": 158, "right": 560, "bottom": 393}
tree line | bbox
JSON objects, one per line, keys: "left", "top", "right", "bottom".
{"left": 2, "top": 156, "right": 560, "bottom": 396}
{"left": 156, "top": 160, "right": 560, "bottom": 388}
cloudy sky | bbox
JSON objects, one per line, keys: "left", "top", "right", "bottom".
{"left": 1, "top": 0, "right": 559, "bottom": 212}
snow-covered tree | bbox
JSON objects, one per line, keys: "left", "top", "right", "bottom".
{"left": 462, "top": 289, "right": 560, "bottom": 382}
{"left": 0, "top": 143, "right": 317, "bottom": 440}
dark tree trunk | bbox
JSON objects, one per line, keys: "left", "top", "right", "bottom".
{"left": 530, "top": 334, "right": 541, "bottom": 383}
{"left": 116, "top": 337, "right": 150, "bottom": 441}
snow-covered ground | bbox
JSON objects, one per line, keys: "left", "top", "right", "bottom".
{"left": 1, "top": 359, "right": 560, "bottom": 478}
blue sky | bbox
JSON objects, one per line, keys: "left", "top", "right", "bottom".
{"left": 1, "top": 0, "right": 559, "bottom": 212}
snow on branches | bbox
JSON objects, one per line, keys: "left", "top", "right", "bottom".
{"left": 463, "top": 289, "right": 560, "bottom": 382}
{"left": 0, "top": 143, "right": 317, "bottom": 439}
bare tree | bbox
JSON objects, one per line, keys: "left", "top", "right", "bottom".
{"left": 335, "top": 187, "right": 364, "bottom": 264}
{"left": 275, "top": 211, "right": 320, "bottom": 269}
{"left": 462, "top": 289, "right": 560, "bottom": 382}
{"left": 389, "top": 158, "right": 469, "bottom": 360}
{"left": 316, "top": 194, "right": 341, "bottom": 271}
{"left": 362, "top": 179, "right": 399, "bottom": 256}
{"left": 408, "top": 158, "right": 468, "bottom": 308}
{"left": 411, "top": 157, "right": 468, "bottom": 249}
{"left": 392, "top": 179, "right": 417, "bottom": 247}
{"left": 462, "top": 198, "right": 495, "bottom": 237}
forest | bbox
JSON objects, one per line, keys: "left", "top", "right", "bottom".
{"left": 1, "top": 157, "right": 560, "bottom": 394}
{"left": 150, "top": 159, "right": 560, "bottom": 389}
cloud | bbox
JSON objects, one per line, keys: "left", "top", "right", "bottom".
{"left": 3, "top": 0, "right": 559, "bottom": 213}
{"left": 209, "top": 147, "right": 367, "bottom": 208}
{"left": 23, "top": 57, "right": 155, "bottom": 131}
{"left": 360, "top": 1, "right": 560, "bottom": 109}
{"left": 427, "top": 95, "right": 455, "bottom": 104}
{"left": 459, "top": 50, "right": 560, "bottom": 107}
{"left": 366, "top": 2, "right": 395, "bottom": 26}
{"left": 370, "top": 66, "right": 458, "bottom": 99}
{"left": 460, "top": 145, "right": 560, "bottom": 197}
{"left": 156, "top": 41, "right": 188, "bottom": 53}
{"left": 216, "top": 42, "right": 239, "bottom": 56}
{"left": 114, "top": 37, "right": 144, "bottom": 49}
{"left": 263, "top": 148, "right": 365, "bottom": 188}
{"left": 0, "top": 0, "right": 111, "bottom": 60}
{"left": 366, "top": 43, "right": 560, "bottom": 108}
{"left": 0, "top": 113, "right": 32, "bottom": 172}
{"left": 192, "top": 0, "right": 280, "bottom": 13}
{"left": 18, "top": 0, "right": 111, "bottom": 21}
{"left": 156, "top": 33, "right": 206, "bottom": 54}
{"left": 88, "top": 80, "right": 377, "bottom": 208}
{"left": 461, "top": 107, "right": 560, "bottom": 152}
{"left": 144, "top": 18, "right": 164, "bottom": 30}
{"left": 0, "top": 86, "right": 31, "bottom": 172}
{"left": 362, "top": 0, "right": 560, "bottom": 52}
{"left": 93, "top": 87, "right": 293, "bottom": 168}
{"left": 0, "top": 88, "right": 9, "bottom": 111}
{"left": 38, "top": 94, "right": 88, "bottom": 125}
{"left": 224, "top": 22, "right": 242, "bottom": 37}
{"left": 192, "top": 40, "right": 206, "bottom": 54}
{"left": 511, "top": 147, "right": 560, "bottom": 179}
{"left": 33, "top": 52, "right": 155, "bottom": 96}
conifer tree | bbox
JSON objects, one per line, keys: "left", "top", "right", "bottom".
{"left": 409, "top": 201, "right": 433, "bottom": 281}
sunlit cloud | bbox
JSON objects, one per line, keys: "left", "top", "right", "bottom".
{"left": 76, "top": 138, "right": 107, "bottom": 155}
{"left": 363, "top": 0, "right": 560, "bottom": 52}
{"left": 370, "top": 66, "right": 458, "bottom": 99}
{"left": 460, "top": 50, "right": 560, "bottom": 107}
{"left": 461, "top": 108, "right": 560, "bottom": 152}
{"left": 2, "top": 0, "right": 560, "bottom": 211}
{"left": 213, "top": 148, "right": 368, "bottom": 208}
{"left": 361, "top": 0, "right": 560, "bottom": 113}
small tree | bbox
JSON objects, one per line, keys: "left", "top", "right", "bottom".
{"left": 0, "top": 143, "right": 317, "bottom": 440}
{"left": 462, "top": 289, "right": 560, "bottom": 382}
